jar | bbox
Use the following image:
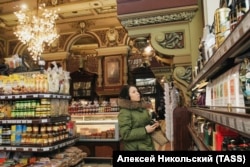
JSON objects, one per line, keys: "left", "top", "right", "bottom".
{"left": 62, "top": 123, "right": 67, "bottom": 132}
{"left": 2, "top": 136, "right": 10, "bottom": 144}
{"left": 21, "top": 133, "right": 27, "bottom": 145}
{"left": 48, "top": 133, "right": 53, "bottom": 145}
{"left": 15, "top": 134, "right": 21, "bottom": 145}
{"left": 10, "top": 134, "right": 16, "bottom": 145}
{"left": 26, "top": 125, "right": 32, "bottom": 133}
{"left": 26, "top": 133, "right": 31, "bottom": 144}
{"left": 52, "top": 132, "right": 58, "bottom": 142}
{"left": 47, "top": 124, "right": 53, "bottom": 133}
{"left": 64, "top": 131, "right": 69, "bottom": 139}
{"left": 36, "top": 134, "right": 43, "bottom": 145}
{"left": 32, "top": 125, "right": 39, "bottom": 133}
{"left": 53, "top": 123, "right": 59, "bottom": 132}
{"left": 31, "top": 134, "right": 37, "bottom": 145}
{"left": 42, "top": 133, "right": 48, "bottom": 146}
{"left": 40, "top": 125, "right": 47, "bottom": 133}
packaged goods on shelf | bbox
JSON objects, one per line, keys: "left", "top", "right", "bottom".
{"left": 207, "top": 64, "right": 245, "bottom": 113}
{"left": 0, "top": 66, "right": 70, "bottom": 95}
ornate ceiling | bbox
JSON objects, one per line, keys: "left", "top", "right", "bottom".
{"left": 0, "top": 0, "right": 120, "bottom": 39}
{"left": 0, "top": 0, "right": 199, "bottom": 68}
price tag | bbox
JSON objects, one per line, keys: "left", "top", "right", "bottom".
{"left": 221, "top": 116, "right": 227, "bottom": 126}
{"left": 233, "top": 29, "right": 240, "bottom": 42}
{"left": 16, "top": 120, "right": 21, "bottom": 124}
{"left": 2, "top": 120, "right": 6, "bottom": 124}
{"left": 27, "top": 120, "right": 32, "bottom": 124}
{"left": 23, "top": 147, "right": 29, "bottom": 151}
{"left": 6, "top": 147, "right": 11, "bottom": 151}
{"left": 43, "top": 147, "right": 50, "bottom": 151}
{"left": 216, "top": 114, "right": 221, "bottom": 123}
{"left": 11, "top": 147, "right": 16, "bottom": 151}
{"left": 33, "top": 94, "right": 38, "bottom": 98}
{"left": 32, "top": 147, "right": 38, "bottom": 151}
{"left": 44, "top": 94, "right": 50, "bottom": 98}
{"left": 41, "top": 119, "right": 48, "bottom": 123}
{"left": 243, "top": 121, "right": 250, "bottom": 134}
{"left": 54, "top": 145, "right": 58, "bottom": 149}
{"left": 8, "top": 95, "right": 12, "bottom": 99}
{"left": 235, "top": 118, "right": 244, "bottom": 132}
{"left": 213, "top": 114, "right": 217, "bottom": 121}
{"left": 15, "top": 95, "right": 19, "bottom": 99}
{"left": 21, "top": 120, "right": 27, "bottom": 124}
{"left": 0, "top": 96, "right": 5, "bottom": 99}
{"left": 228, "top": 117, "right": 236, "bottom": 129}
{"left": 21, "top": 95, "right": 27, "bottom": 98}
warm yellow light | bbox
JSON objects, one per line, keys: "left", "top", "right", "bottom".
{"left": 14, "top": 3, "right": 59, "bottom": 61}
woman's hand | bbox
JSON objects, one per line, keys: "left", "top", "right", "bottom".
{"left": 145, "top": 121, "right": 160, "bottom": 133}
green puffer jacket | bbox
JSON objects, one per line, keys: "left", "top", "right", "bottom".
{"left": 118, "top": 98, "right": 155, "bottom": 151}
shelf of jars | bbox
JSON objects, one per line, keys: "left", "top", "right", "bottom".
{"left": 188, "top": 11, "right": 250, "bottom": 91}
{"left": 0, "top": 93, "right": 71, "bottom": 100}
{"left": 0, "top": 115, "right": 70, "bottom": 124}
{"left": 68, "top": 99, "right": 119, "bottom": 115}
{"left": 188, "top": 107, "right": 250, "bottom": 138}
{"left": 71, "top": 112, "right": 119, "bottom": 142}
{"left": 0, "top": 136, "right": 79, "bottom": 152}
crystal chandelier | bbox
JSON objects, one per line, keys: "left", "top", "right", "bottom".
{"left": 14, "top": 3, "right": 59, "bottom": 61}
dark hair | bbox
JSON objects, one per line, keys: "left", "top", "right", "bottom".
{"left": 119, "top": 85, "right": 141, "bottom": 100}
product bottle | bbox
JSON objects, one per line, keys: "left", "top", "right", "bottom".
{"left": 229, "top": 0, "right": 238, "bottom": 31}
{"left": 236, "top": 0, "right": 250, "bottom": 21}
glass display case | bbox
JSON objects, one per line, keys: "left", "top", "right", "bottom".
{"left": 71, "top": 113, "right": 119, "bottom": 141}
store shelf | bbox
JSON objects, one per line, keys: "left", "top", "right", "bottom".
{"left": 0, "top": 93, "right": 71, "bottom": 100}
{"left": 188, "top": 107, "right": 250, "bottom": 138}
{"left": 188, "top": 11, "right": 250, "bottom": 91}
{"left": 187, "top": 125, "right": 211, "bottom": 151}
{"left": 78, "top": 138, "right": 119, "bottom": 142}
{"left": 83, "top": 157, "right": 113, "bottom": 164}
{"left": 0, "top": 115, "right": 71, "bottom": 124}
{"left": 0, "top": 137, "right": 79, "bottom": 152}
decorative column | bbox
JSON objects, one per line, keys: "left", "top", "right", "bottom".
{"left": 97, "top": 56, "right": 103, "bottom": 88}
{"left": 122, "top": 54, "right": 128, "bottom": 85}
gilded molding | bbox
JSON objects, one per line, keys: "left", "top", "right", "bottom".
{"left": 119, "top": 11, "right": 196, "bottom": 28}
{"left": 173, "top": 66, "right": 192, "bottom": 85}
{"left": 155, "top": 32, "right": 184, "bottom": 49}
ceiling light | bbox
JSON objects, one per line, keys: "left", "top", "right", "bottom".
{"left": 14, "top": 2, "right": 59, "bottom": 61}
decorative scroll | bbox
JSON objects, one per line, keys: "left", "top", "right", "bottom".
{"left": 172, "top": 66, "right": 192, "bottom": 106}
{"left": 156, "top": 32, "right": 184, "bottom": 49}
{"left": 120, "top": 11, "right": 196, "bottom": 28}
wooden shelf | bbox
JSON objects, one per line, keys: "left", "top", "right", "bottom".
{"left": 188, "top": 11, "right": 250, "bottom": 90}
{"left": 0, "top": 115, "right": 70, "bottom": 124}
{"left": 0, "top": 137, "right": 79, "bottom": 152}
{"left": 0, "top": 93, "right": 71, "bottom": 100}
{"left": 187, "top": 125, "right": 211, "bottom": 151}
{"left": 188, "top": 107, "right": 250, "bottom": 138}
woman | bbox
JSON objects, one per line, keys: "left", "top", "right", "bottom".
{"left": 118, "top": 85, "right": 159, "bottom": 151}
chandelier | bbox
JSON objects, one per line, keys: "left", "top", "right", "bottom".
{"left": 14, "top": 2, "right": 59, "bottom": 61}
